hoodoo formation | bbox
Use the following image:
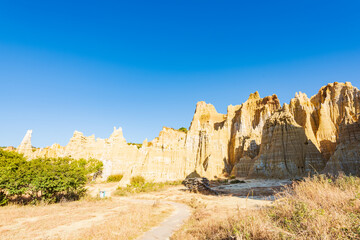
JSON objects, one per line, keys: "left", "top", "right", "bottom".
{"left": 16, "top": 82, "right": 360, "bottom": 181}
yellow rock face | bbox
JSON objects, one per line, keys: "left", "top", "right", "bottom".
{"left": 289, "top": 82, "right": 360, "bottom": 160}
{"left": 323, "top": 118, "right": 360, "bottom": 176}
{"left": 17, "top": 130, "right": 33, "bottom": 156}
{"left": 249, "top": 107, "right": 326, "bottom": 178}
{"left": 16, "top": 82, "right": 360, "bottom": 180}
{"left": 230, "top": 156, "right": 254, "bottom": 177}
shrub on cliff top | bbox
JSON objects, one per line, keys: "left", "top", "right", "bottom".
{"left": 178, "top": 127, "right": 188, "bottom": 133}
{"left": 127, "top": 143, "right": 142, "bottom": 149}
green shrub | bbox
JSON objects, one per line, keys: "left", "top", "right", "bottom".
{"left": 114, "top": 180, "right": 182, "bottom": 196}
{"left": 0, "top": 149, "right": 103, "bottom": 205}
{"left": 107, "top": 174, "right": 124, "bottom": 182}
{"left": 0, "top": 192, "right": 8, "bottom": 206}
{"left": 178, "top": 127, "right": 188, "bottom": 133}
{"left": 230, "top": 179, "right": 245, "bottom": 184}
{"left": 130, "top": 175, "right": 146, "bottom": 186}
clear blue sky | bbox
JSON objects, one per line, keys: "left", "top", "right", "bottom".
{"left": 1, "top": 0, "right": 360, "bottom": 147}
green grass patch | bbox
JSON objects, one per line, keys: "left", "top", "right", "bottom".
{"left": 114, "top": 176, "right": 182, "bottom": 196}
{"left": 107, "top": 174, "right": 124, "bottom": 182}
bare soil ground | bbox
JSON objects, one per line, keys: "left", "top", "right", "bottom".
{"left": 0, "top": 180, "right": 283, "bottom": 240}
{"left": 0, "top": 197, "right": 173, "bottom": 240}
{"left": 212, "top": 179, "right": 292, "bottom": 199}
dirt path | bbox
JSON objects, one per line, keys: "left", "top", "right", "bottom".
{"left": 0, "top": 185, "right": 273, "bottom": 240}
{"left": 0, "top": 198, "right": 173, "bottom": 240}
{"left": 87, "top": 183, "right": 192, "bottom": 239}
{"left": 136, "top": 201, "right": 191, "bottom": 240}
{"left": 34, "top": 198, "right": 188, "bottom": 240}
{"left": 34, "top": 205, "right": 128, "bottom": 240}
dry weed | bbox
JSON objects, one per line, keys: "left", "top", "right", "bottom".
{"left": 172, "top": 175, "right": 360, "bottom": 240}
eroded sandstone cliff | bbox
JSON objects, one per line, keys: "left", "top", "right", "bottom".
{"left": 17, "top": 130, "right": 33, "bottom": 156}
{"left": 290, "top": 82, "right": 360, "bottom": 158}
{"left": 17, "top": 82, "right": 360, "bottom": 181}
{"left": 323, "top": 118, "right": 360, "bottom": 176}
{"left": 249, "top": 105, "right": 326, "bottom": 178}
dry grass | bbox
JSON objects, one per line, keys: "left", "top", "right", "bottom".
{"left": 74, "top": 200, "right": 172, "bottom": 240}
{"left": 172, "top": 175, "right": 360, "bottom": 240}
{"left": 0, "top": 197, "right": 173, "bottom": 240}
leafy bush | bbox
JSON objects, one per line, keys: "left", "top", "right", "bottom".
{"left": 107, "top": 174, "right": 124, "bottom": 182}
{"left": 178, "top": 127, "right": 188, "bottom": 133}
{"left": 230, "top": 179, "right": 245, "bottom": 184}
{"left": 83, "top": 158, "right": 103, "bottom": 181}
{"left": 130, "top": 175, "right": 146, "bottom": 186}
{"left": 0, "top": 149, "right": 102, "bottom": 205}
{"left": 0, "top": 192, "right": 7, "bottom": 206}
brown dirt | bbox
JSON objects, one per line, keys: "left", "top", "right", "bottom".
{"left": 0, "top": 182, "right": 275, "bottom": 240}
{"left": 0, "top": 197, "right": 173, "bottom": 240}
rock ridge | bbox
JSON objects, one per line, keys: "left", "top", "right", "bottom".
{"left": 16, "top": 82, "right": 360, "bottom": 180}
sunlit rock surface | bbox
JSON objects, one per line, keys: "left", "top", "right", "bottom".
{"left": 249, "top": 106, "right": 326, "bottom": 178}
{"left": 17, "top": 130, "right": 33, "bottom": 156}
{"left": 323, "top": 118, "right": 360, "bottom": 176}
{"left": 16, "top": 82, "right": 360, "bottom": 180}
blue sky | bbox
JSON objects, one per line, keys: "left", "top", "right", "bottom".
{"left": 0, "top": 0, "right": 360, "bottom": 147}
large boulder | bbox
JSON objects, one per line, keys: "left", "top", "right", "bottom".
{"left": 182, "top": 177, "right": 218, "bottom": 195}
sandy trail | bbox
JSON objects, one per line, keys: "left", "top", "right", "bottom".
{"left": 33, "top": 205, "right": 128, "bottom": 239}
{"left": 29, "top": 198, "right": 186, "bottom": 240}
{"left": 0, "top": 198, "right": 172, "bottom": 240}
{"left": 132, "top": 186, "right": 273, "bottom": 240}
{"left": 137, "top": 201, "right": 191, "bottom": 240}
{"left": 0, "top": 185, "right": 273, "bottom": 240}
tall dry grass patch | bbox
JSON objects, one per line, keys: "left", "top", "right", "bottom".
{"left": 172, "top": 175, "right": 360, "bottom": 240}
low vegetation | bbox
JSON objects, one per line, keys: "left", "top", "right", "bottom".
{"left": 178, "top": 127, "right": 188, "bottom": 133}
{"left": 127, "top": 142, "right": 142, "bottom": 149}
{"left": 173, "top": 175, "right": 360, "bottom": 240}
{"left": 107, "top": 174, "right": 123, "bottom": 182}
{"left": 130, "top": 175, "right": 146, "bottom": 185}
{"left": 0, "top": 149, "right": 102, "bottom": 205}
{"left": 114, "top": 175, "right": 182, "bottom": 196}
